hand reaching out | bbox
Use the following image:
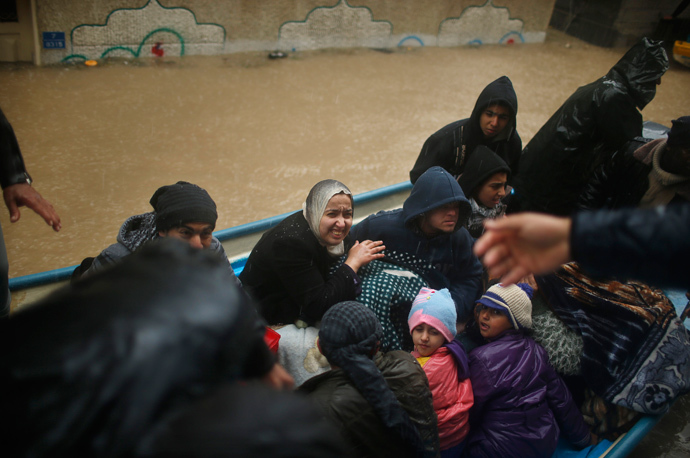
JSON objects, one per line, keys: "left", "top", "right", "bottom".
{"left": 3, "top": 183, "right": 61, "bottom": 232}
{"left": 473, "top": 213, "right": 571, "bottom": 285}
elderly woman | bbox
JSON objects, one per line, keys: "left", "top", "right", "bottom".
{"left": 239, "top": 179, "right": 384, "bottom": 326}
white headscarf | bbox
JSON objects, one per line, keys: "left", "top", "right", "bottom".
{"left": 302, "top": 179, "right": 352, "bottom": 257}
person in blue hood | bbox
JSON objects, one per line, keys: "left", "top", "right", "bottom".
{"left": 409, "top": 76, "right": 521, "bottom": 185}
{"left": 512, "top": 37, "right": 669, "bottom": 216}
{"left": 350, "top": 166, "right": 483, "bottom": 324}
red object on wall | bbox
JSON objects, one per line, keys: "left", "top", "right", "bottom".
{"left": 152, "top": 42, "right": 164, "bottom": 57}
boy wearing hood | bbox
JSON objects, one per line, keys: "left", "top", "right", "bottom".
{"left": 409, "top": 76, "right": 521, "bottom": 184}
{"left": 351, "top": 167, "right": 483, "bottom": 324}
{"left": 513, "top": 37, "right": 669, "bottom": 216}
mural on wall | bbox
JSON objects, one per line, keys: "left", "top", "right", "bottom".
{"left": 438, "top": 0, "right": 525, "bottom": 47}
{"left": 278, "top": 0, "right": 392, "bottom": 51}
{"left": 51, "top": 0, "right": 535, "bottom": 64}
{"left": 65, "top": 0, "right": 225, "bottom": 62}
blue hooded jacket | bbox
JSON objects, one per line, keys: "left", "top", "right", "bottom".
{"left": 350, "top": 167, "right": 483, "bottom": 321}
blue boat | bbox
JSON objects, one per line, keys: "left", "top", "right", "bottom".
{"left": 8, "top": 180, "right": 689, "bottom": 458}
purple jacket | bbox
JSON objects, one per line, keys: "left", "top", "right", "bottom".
{"left": 466, "top": 330, "right": 590, "bottom": 458}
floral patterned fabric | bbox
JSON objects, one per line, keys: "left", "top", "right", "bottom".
{"left": 536, "top": 263, "right": 690, "bottom": 414}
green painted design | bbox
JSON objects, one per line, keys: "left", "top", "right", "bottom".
{"left": 61, "top": 54, "right": 89, "bottom": 62}
{"left": 69, "top": 0, "right": 224, "bottom": 59}
{"left": 100, "top": 46, "right": 137, "bottom": 59}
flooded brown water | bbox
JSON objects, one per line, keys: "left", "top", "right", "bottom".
{"left": 0, "top": 29, "right": 689, "bottom": 456}
{"left": 1, "top": 29, "right": 689, "bottom": 280}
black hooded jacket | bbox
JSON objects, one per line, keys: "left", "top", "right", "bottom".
{"left": 0, "top": 106, "right": 31, "bottom": 188}
{"left": 409, "top": 76, "right": 521, "bottom": 184}
{"left": 512, "top": 37, "right": 669, "bottom": 216}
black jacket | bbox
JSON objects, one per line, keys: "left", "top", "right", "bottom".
{"left": 4, "top": 240, "right": 275, "bottom": 458}
{"left": 513, "top": 38, "right": 669, "bottom": 216}
{"left": 409, "top": 76, "right": 521, "bottom": 184}
{"left": 579, "top": 137, "right": 690, "bottom": 210}
{"left": 0, "top": 106, "right": 31, "bottom": 188}
{"left": 577, "top": 138, "right": 652, "bottom": 210}
{"left": 239, "top": 211, "right": 359, "bottom": 325}
{"left": 571, "top": 203, "right": 690, "bottom": 288}
{"left": 299, "top": 350, "right": 440, "bottom": 458}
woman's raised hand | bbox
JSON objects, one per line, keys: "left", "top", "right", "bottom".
{"left": 344, "top": 240, "right": 385, "bottom": 272}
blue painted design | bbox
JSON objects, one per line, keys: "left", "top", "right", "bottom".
{"left": 468, "top": 39, "right": 483, "bottom": 46}
{"left": 499, "top": 31, "right": 525, "bottom": 44}
{"left": 397, "top": 36, "right": 424, "bottom": 47}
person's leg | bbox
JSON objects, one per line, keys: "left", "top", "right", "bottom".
{"left": 0, "top": 223, "right": 11, "bottom": 318}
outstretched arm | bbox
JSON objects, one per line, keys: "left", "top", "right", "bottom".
{"left": 473, "top": 213, "right": 571, "bottom": 285}
{"left": 3, "top": 183, "right": 61, "bottom": 231}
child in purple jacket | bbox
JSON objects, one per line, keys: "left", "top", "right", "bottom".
{"left": 465, "top": 283, "right": 591, "bottom": 458}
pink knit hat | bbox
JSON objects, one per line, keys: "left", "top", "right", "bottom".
{"left": 407, "top": 287, "right": 457, "bottom": 343}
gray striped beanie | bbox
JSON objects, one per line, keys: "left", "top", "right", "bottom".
{"left": 477, "top": 283, "right": 533, "bottom": 330}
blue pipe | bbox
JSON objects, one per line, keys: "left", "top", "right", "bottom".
{"left": 603, "top": 413, "right": 665, "bottom": 458}
{"left": 8, "top": 181, "right": 413, "bottom": 291}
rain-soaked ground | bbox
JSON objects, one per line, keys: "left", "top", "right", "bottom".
{"left": 0, "top": 28, "right": 689, "bottom": 456}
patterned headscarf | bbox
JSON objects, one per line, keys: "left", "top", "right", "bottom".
{"left": 319, "top": 301, "right": 424, "bottom": 456}
{"left": 302, "top": 179, "right": 352, "bottom": 257}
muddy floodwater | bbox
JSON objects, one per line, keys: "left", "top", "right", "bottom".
{"left": 1, "top": 29, "right": 689, "bottom": 456}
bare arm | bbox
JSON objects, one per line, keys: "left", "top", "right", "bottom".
{"left": 473, "top": 213, "right": 571, "bottom": 285}
{"left": 3, "top": 183, "right": 61, "bottom": 231}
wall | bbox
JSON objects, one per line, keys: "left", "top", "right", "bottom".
{"left": 550, "top": 0, "right": 690, "bottom": 47}
{"left": 28, "top": 0, "right": 556, "bottom": 65}
{"left": 0, "top": 0, "right": 35, "bottom": 62}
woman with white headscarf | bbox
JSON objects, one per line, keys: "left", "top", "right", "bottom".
{"left": 239, "top": 179, "right": 385, "bottom": 326}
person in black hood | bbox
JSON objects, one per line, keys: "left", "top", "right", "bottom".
{"left": 351, "top": 166, "right": 483, "bottom": 324}
{"left": 458, "top": 146, "right": 511, "bottom": 239}
{"left": 409, "top": 75, "right": 521, "bottom": 184}
{"left": 512, "top": 37, "right": 669, "bottom": 216}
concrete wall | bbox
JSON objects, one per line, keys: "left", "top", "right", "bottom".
{"left": 26, "top": 0, "right": 556, "bottom": 65}
{"left": 550, "top": 0, "right": 690, "bottom": 47}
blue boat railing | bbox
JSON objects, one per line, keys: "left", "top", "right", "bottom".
{"left": 8, "top": 181, "right": 413, "bottom": 291}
